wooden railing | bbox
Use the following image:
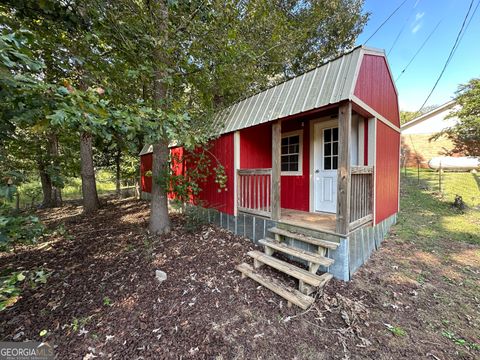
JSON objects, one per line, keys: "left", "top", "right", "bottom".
{"left": 237, "top": 168, "right": 272, "bottom": 218}
{"left": 349, "top": 166, "right": 374, "bottom": 230}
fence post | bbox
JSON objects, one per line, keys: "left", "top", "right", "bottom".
{"left": 439, "top": 162, "right": 443, "bottom": 193}
{"left": 417, "top": 159, "right": 420, "bottom": 185}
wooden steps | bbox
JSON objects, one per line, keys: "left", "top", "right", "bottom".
{"left": 248, "top": 251, "right": 324, "bottom": 287}
{"left": 258, "top": 238, "right": 334, "bottom": 267}
{"left": 236, "top": 263, "right": 314, "bottom": 309}
{"left": 236, "top": 226, "right": 336, "bottom": 309}
{"left": 269, "top": 227, "right": 339, "bottom": 249}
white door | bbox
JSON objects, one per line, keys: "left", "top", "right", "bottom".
{"left": 314, "top": 121, "right": 339, "bottom": 213}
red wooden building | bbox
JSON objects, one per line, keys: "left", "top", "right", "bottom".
{"left": 140, "top": 46, "right": 400, "bottom": 307}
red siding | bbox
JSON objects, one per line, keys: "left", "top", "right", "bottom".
{"left": 280, "top": 120, "right": 310, "bottom": 212}
{"left": 140, "top": 153, "right": 152, "bottom": 193}
{"left": 240, "top": 123, "right": 272, "bottom": 168}
{"left": 375, "top": 121, "right": 400, "bottom": 223}
{"left": 239, "top": 120, "right": 310, "bottom": 212}
{"left": 354, "top": 55, "right": 400, "bottom": 127}
{"left": 168, "top": 147, "right": 186, "bottom": 200}
{"left": 139, "top": 137, "right": 234, "bottom": 215}
{"left": 196, "top": 134, "right": 235, "bottom": 215}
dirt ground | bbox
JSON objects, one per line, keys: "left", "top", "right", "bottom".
{"left": 1, "top": 198, "right": 478, "bottom": 359}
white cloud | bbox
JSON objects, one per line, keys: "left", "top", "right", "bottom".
{"left": 415, "top": 12, "right": 425, "bottom": 21}
{"left": 412, "top": 23, "right": 422, "bottom": 34}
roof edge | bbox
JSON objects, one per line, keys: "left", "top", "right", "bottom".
{"left": 401, "top": 100, "right": 456, "bottom": 130}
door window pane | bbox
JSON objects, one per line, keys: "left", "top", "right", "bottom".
{"left": 324, "top": 156, "right": 331, "bottom": 170}
{"left": 324, "top": 129, "right": 331, "bottom": 142}
{"left": 322, "top": 126, "right": 338, "bottom": 171}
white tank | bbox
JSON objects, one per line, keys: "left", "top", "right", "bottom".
{"left": 428, "top": 156, "right": 480, "bottom": 171}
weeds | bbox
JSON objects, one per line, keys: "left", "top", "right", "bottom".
{"left": 385, "top": 324, "right": 407, "bottom": 337}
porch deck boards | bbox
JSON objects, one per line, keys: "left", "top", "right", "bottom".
{"left": 280, "top": 209, "right": 336, "bottom": 233}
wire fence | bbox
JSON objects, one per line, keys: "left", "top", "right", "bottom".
{"left": 401, "top": 163, "right": 480, "bottom": 209}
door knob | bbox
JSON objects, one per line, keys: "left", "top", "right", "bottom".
{"left": 315, "top": 169, "right": 320, "bottom": 173}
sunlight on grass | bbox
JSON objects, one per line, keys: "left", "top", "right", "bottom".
{"left": 399, "top": 170, "right": 480, "bottom": 246}
{"left": 15, "top": 170, "right": 122, "bottom": 208}
{"left": 451, "top": 249, "right": 480, "bottom": 268}
{"left": 412, "top": 251, "right": 441, "bottom": 267}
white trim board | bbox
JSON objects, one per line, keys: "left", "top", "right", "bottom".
{"left": 233, "top": 131, "right": 240, "bottom": 216}
{"left": 351, "top": 95, "right": 401, "bottom": 133}
{"left": 309, "top": 117, "right": 339, "bottom": 213}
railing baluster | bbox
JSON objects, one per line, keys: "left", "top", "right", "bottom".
{"left": 236, "top": 168, "right": 273, "bottom": 217}
{"left": 349, "top": 166, "right": 374, "bottom": 228}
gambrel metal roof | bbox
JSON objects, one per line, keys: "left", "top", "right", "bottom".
{"left": 213, "top": 46, "right": 382, "bottom": 135}
{"left": 141, "top": 46, "right": 388, "bottom": 155}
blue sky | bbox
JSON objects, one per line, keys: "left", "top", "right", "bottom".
{"left": 355, "top": 0, "right": 480, "bottom": 111}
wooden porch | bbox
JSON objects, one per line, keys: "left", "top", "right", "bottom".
{"left": 280, "top": 209, "right": 336, "bottom": 233}
{"left": 235, "top": 103, "right": 374, "bottom": 236}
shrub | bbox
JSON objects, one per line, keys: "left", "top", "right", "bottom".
{"left": 184, "top": 205, "right": 208, "bottom": 233}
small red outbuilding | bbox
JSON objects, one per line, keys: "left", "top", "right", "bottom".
{"left": 140, "top": 46, "right": 400, "bottom": 281}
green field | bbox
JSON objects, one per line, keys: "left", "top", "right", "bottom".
{"left": 15, "top": 170, "right": 120, "bottom": 209}
{"left": 402, "top": 168, "right": 480, "bottom": 208}
{"left": 399, "top": 168, "right": 480, "bottom": 245}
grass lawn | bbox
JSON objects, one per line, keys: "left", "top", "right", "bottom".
{"left": 0, "top": 172, "right": 478, "bottom": 359}
{"left": 400, "top": 168, "right": 480, "bottom": 245}
{"left": 15, "top": 170, "right": 125, "bottom": 208}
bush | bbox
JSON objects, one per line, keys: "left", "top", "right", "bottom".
{"left": 0, "top": 205, "right": 45, "bottom": 251}
{"left": 0, "top": 181, "right": 45, "bottom": 251}
{"left": 0, "top": 269, "right": 50, "bottom": 311}
{"left": 184, "top": 205, "right": 208, "bottom": 233}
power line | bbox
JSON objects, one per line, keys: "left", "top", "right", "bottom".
{"left": 364, "top": 0, "right": 410, "bottom": 45}
{"left": 416, "top": 0, "right": 475, "bottom": 113}
{"left": 395, "top": 20, "right": 442, "bottom": 82}
{"left": 455, "top": 0, "right": 480, "bottom": 56}
{"left": 388, "top": 0, "right": 420, "bottom": 56}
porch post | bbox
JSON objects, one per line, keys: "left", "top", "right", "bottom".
{"left": 336, "top": 102, "right": 352, "bottom": 235}
{"left": 271, "top": 120, "right": 281, "bottom": 220}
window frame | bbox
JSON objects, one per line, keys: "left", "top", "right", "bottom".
{"left": 280, "top": 130, "right": 303, "bottom": 176}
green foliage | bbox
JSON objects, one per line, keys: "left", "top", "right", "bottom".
{"left": 0, "top": 206, "right": 45, "bottom": 250}
{"left": 0, "top": 268, "right": 50, "bottom": 311}
{"left": 183, "top": 205, "right": 208, "bottom": 233}
{"left": 102, "top": 296, "right": 112, "bottom": 306}
{"left": 0, "top": 271, "right": 25, "bottom": 311}
{"left": 385, "top": 324, "right": 406, "bottom": 337}
{"left": 442, "top": 331, "right": 480, "bottom": 350}
{"left": 0, "top": 175, "right": 46, "bottom": 250}
{"left": 2, "top": 0, "right": 369, "bottom": 219}
{"left": 400, "top": 105, "right": 439, "bottom": 125}
{"left": 441, "top": 78, "right": 480, "bottom": 156}
{"left": 399, "top": 169, "right": 479, "bottom": 246}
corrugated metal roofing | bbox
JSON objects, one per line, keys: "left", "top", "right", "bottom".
{"left": 215, "top": 46, "right": 369, "bottom": 135}
{"left": 141, "top": 46, "right": 387, "bottom": 155}
{"left": 139, "top": 144, "right": 153, "bottom": 156}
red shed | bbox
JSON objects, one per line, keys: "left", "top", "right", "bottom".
{"left": 140, "top": 46, "right": 400, "bottom": 284}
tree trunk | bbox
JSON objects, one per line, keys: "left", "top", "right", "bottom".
{"left": 48, "top": 133, "right": 62, "bottom": 207}
{"left": 80, "top": 131, "right": 100, "bottom": 213}
{"left": 115, "top": 148, "right": 121, "bottom": 198}
{"left": 38, "top": 157, "right": 53, "bottom": 208}
{"left": 149, "top": 140, "right": 171, "bottom": 234}
{"left": 148, "top": 0, "right": 171, "bottom": 234}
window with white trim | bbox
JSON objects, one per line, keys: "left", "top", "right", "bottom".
{"left": 281, "top": 131, "right": 303, "bottom": 175}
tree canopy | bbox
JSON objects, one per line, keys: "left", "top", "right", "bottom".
{"left": 1, "top": 0, "right": 369, "bottom": 233}
{"left": 442, "top": 78, "right": 480, "bottom": 156}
